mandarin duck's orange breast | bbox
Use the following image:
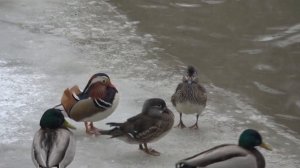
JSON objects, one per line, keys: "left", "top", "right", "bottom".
{"left": 87, "top": 82, "right": 107, "bottom": 99}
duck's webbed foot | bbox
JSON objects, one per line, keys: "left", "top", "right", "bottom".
{"left": 189, "top": 114, "right": 199, "bottom": 129}
{"left": 85, "top": 122, "right": 101, "bottom": 135}
{"left": 175, "top": 113, "right": 186, "bottom": 128}
{"left": 174, "top": 120, "right": 186, "bottom": 129}
{"left": 189, "top": 123, "right": 199, "bottom": 129}
{"left": 139, "top": 143, "right": 160, "bottom": 156}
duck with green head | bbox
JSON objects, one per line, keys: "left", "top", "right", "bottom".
{"left": 176, "top": 129, "right": 272, "bottom": 168}
{"left": 32, "top": 108, "right": 76, "bottom": 168}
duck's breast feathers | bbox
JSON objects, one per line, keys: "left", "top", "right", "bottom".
{"left": 176, "top": 145, "right": 261, "bottom": 168}
{"left": 175, "top": 83, "right": 184, "bottom": 93}
{"left": 172, "top": 83, "right": 183, "bottom": 105}
{"left": 32, "top": 128, "right": 75, "bottom": 168}
{"left": 175, "top": 102, "right": 205, "bottom": 115}
{"left": 172, "top": 82, "right": 207, "bottom": 106}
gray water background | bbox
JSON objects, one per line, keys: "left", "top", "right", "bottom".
{"left": 110, "top": 0, "right": 300, "bottom": 134}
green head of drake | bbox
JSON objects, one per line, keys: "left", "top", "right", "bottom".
{"left": 238, "top": 129, "right": 272, "bottom": 150}
{"left": 40, "top": 108, "right": 76, "bottom": 130}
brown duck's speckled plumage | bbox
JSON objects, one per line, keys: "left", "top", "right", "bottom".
{"left": 171, "top": 66, "right": 207, "bottom": 128}
{"left": 171, "top": 82, "right": 207, "bottom": 106}
{"left": 100, "top": 98, "right": 174, "bottom": 144}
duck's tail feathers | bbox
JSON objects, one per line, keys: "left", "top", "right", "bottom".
{"left": 106, "top": 122, "right": 122, "bottom": 127}
{"left": 99, "top": 127, "right": 123, "bottom": 138}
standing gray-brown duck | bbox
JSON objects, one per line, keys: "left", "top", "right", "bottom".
{"left": 171, "top": 66, "right": 207, "bottom": 129}
{"left": 100, "top": 98, "right": 174, "bottom": 156}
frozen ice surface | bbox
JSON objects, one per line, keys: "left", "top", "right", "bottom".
{"left": 0, "top": 0, "right": 299, "bottom": 168}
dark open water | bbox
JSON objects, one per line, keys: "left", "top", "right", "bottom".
{"left": 109, "top": 0, "right": 300, "bottom": 134}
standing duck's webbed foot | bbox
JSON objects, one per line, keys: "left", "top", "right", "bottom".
{"left": 85, "top": 122, "right": 101, "bottom": 135}
{"left": 174, "top": 120, "right": 186, "bottom": 129}
{"left": 189, "top": 123, "right": 199, "bottom": 129}
{"left": 189, "top": 114, "right": 199, "bottom": 129}
{"left": 139, "top": 143, "right": 160, "bottom": 156}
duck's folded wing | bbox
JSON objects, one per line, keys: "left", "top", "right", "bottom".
{"left": 176, "top": 145, "right": 257, "bottom": 168}
{"left": 58, "top": 130, "right": 76, "bottom": 168}
{"left": 175, "top": 83, "right": 184, "bottom": 92}
{"left": 48, "top": 129, "right": 75, "bottom": 167}
{"left": 133, "top": 124, "right": 161, "bottom": 141}
{"left": 171, "top": 83, "right": 183, "bottom": 106}
{"left": 127, "top": 117, "right": 162, "bottom": 141}
{"left": 32, "top": 130, "right": 47, "bottom": 168}
{"left": 197, "top": 84, "right": 207, "bottom": 103}
{"left": 197, "top": 84, "right": 207, "bottom": 93}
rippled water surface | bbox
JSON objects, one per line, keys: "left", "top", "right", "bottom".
{"left": 109, "top": 0, "right": 300, "bottom": 133}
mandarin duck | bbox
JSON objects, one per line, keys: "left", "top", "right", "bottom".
{"left": 60, "top": 73, "right": 119, "bottom": 135}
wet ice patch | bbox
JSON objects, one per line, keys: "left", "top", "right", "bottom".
{"left": 201, "top": 0, "right": 226, "bottom": 5}
{"left": 0, "top": 60, "right": 7, "bottom": 66}
{"left": 88, "top": 1, "right": 98, "bottom": 5}
{"left": 176, "top": 25, "right": 201, "bottom": 32}
{"left": 275, "top": 114, "right": 300, "bottom": 121}
{"left": 253, "top": 81, "right": 285, "bottom": 95}
{"left": 275, "top": 33, "right": 300, "bottom": 47}
{"left": 254, "top": 64, "right": 276, "bottom": 72}
{"left": 255, "top": 35, "right": 282, "bottom": 42}
{"left": 138, "top": 5, "right": 169, "bottom": 9}
{"left": 239, "top": 49, "right": 263, "bottom": 55}
{"left": 173, "top": 3, "right": 202, "bottom": 8}
{"left": 255, "top": 23, "right": 300, "bottom": 47}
